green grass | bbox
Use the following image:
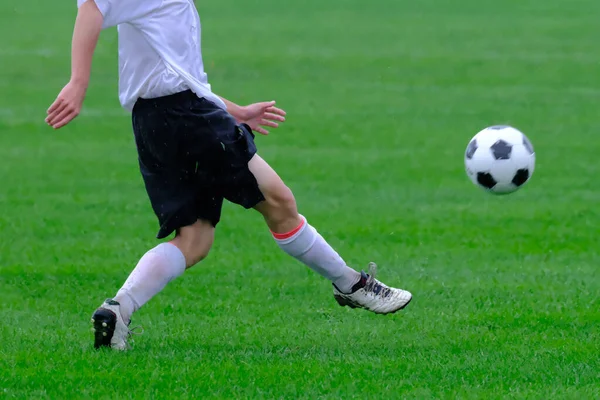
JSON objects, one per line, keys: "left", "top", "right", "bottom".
{"left": 1, "top": 0, "right": 599, "bottom": 398}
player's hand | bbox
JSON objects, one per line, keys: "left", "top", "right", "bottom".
{"left": 241, "top": 101, "right": 286, "bottom": 135}
{"left": 46, "top": 80, "right": 87, "bottom": 129}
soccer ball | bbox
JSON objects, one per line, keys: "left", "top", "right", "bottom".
{"left": 464, "top": 125, "right": 535, "bottom": 194}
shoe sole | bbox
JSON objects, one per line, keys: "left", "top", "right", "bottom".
{"left": 91, "top": 308, "right": 117, "bottom": 349}
{"left": 334, "top": 294, "right": 412, "bottom": 314}
{"left": 334, "top": 294, "right": 359, "bottom": 308}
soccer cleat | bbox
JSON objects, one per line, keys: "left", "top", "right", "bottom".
{"left": 91, "top": 299, "right": 137, "bottom": 351}
{"left": 333, "top": 262, "right": 412, "bottom": 314}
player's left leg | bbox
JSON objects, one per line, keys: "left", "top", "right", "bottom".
{"left": 248, "top": 155, "right": 413, "bottom": 314}
{"left": 113, "top": 219, "right": 215, "bottom": 324}
{"left": 92, "top": 91, "right": 228, "bottom": 350}
{"left": 92, "top": 219, "right": 215, "bottom": 350}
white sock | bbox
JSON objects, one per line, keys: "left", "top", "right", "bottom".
{"left": 272, "top": 216, "right": 361, "bottom": 293}
{"left": 113, "top": 242, "right": 186, "bottom": 323}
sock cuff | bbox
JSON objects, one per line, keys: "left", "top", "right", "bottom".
{"left": 271, "top": 215, "right": 307, "bottom": 241}
{"left": 273, "top": 216, "right": 318, "bottom": 256}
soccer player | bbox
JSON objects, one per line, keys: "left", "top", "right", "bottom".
{"left": 46, "top": 0, "right": 412, "bottom": 350}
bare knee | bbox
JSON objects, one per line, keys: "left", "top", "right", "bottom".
{"left": 170, "top": 220, "right": 215, "bottom": 268}
{"left": 256, "top": 184, "right": 301, "bottom": 233}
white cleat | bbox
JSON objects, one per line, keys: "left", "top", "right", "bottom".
{"left": 91, "top": 299, "right": 138, "bottom": 351}
{"left": 333, "top": 262, "right": 412, "bottom": 314}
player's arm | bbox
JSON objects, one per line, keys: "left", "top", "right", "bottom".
{"left": 218, "top": 96, "right": 287, "bottom": 135}
{"left": 46, "top": 0, "right": 104, "bottom": 129}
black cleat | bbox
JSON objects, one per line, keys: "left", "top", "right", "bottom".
{"left": 90, "top": 299, "right": 134, "bottom": 351}
{"left": 91, "top": 307, "right": 117, "bottom": 349}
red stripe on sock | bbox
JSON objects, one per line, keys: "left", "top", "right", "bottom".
{"left": 271, "top": 219, "right": 305, "bottom": 240}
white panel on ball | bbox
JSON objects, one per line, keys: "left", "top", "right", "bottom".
{"left": 488, "top": 126, "right": 523, "bottom": 145}
{"left": 467, "top": 146, "right": 495, "bottom": 174}
{"left": 492, "top": 182, "right": 518, "bottom": 194}
{"left": 490, "top": 159, "right": 517, "bottom": 184}
{"left": 472, "top": 129, "right": 499, "bottom": 148}
{"left": 510, "top": 144, "right": 532, "bottom": 169}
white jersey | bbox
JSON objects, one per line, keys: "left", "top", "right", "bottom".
{"left": 78, "top": 0, "right": 226, "bottom": 112}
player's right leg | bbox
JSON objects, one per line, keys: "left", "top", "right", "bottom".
{"left": 194, "top": 105, "right": 411, "bottom": 313}
{"left": 248, "top": 155, "right": 413, "bottom": 314}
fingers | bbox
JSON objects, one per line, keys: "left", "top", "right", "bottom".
{"left": 46, "top": 101, "right": 79, "bottom": 129}
{"left": 47, "top": 106, "right": 71, "bottom": 128}
{"left": 258, "top": 101, "right": 286, "bottom": 117}
{"left": 52, "top": 110, "right": 79, "bottom": 129}
{"left": 263, "top": 112, "right": 285, "bottom": 122}
{"left": 260, "top": 119, "right": 279, "bottom": 129}
{"left": 255, "top": 127, "right": 269, "bottom": 135}
{"left": 47, "top": 98, "right": 65, "bottom": 115}
{"left": 259, "top": 101, "right": 276, "bottom": 109}
{"left": 266, "top": 106, "right": 286, "bottom": 117}
{"left": 253, "top": 107, "right": 286, "bottom": 134}
{"left": 46, "top": 100, "right": 68, "bottom": 125}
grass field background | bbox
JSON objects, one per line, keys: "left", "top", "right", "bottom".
{"left": 1, "top": 0, "right": 599, "bottom": 398}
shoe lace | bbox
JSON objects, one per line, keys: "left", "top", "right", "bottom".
{"left": 128, "top": 325, "right": 144, "bottom": 336}
{"left": 364, "top": 262, "right": 392, "bottom": 299}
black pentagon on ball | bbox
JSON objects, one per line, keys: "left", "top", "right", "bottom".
{"left": 490, "top": 140, "right": 512, "bottom": 160}
{"left": 512, "top": 168, "right": 529, "bottom": 186}
{"left": 477, "top": 172, "right": 497, "bottom": 189}
{"left": 522, "top": 134, "right": 534, "bottom": 154}
{"left": 465, "top": 139, "right": 478, "bottom": 159}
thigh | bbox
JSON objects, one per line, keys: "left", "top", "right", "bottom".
{"left": 132, "top": 91, "right": 225, "bottom": 238}
{"left": 138, "top": 163, "right": 200, "bottom": 239}
{"left": 202, "top": 107, "right": 265, "bottom": 210}
{"left": 247, "top": 154, "right": 290, "bottom": 201}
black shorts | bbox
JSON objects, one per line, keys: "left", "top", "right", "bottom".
{"left": 132, "top": 90, "right": 265, "bottom": 239}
